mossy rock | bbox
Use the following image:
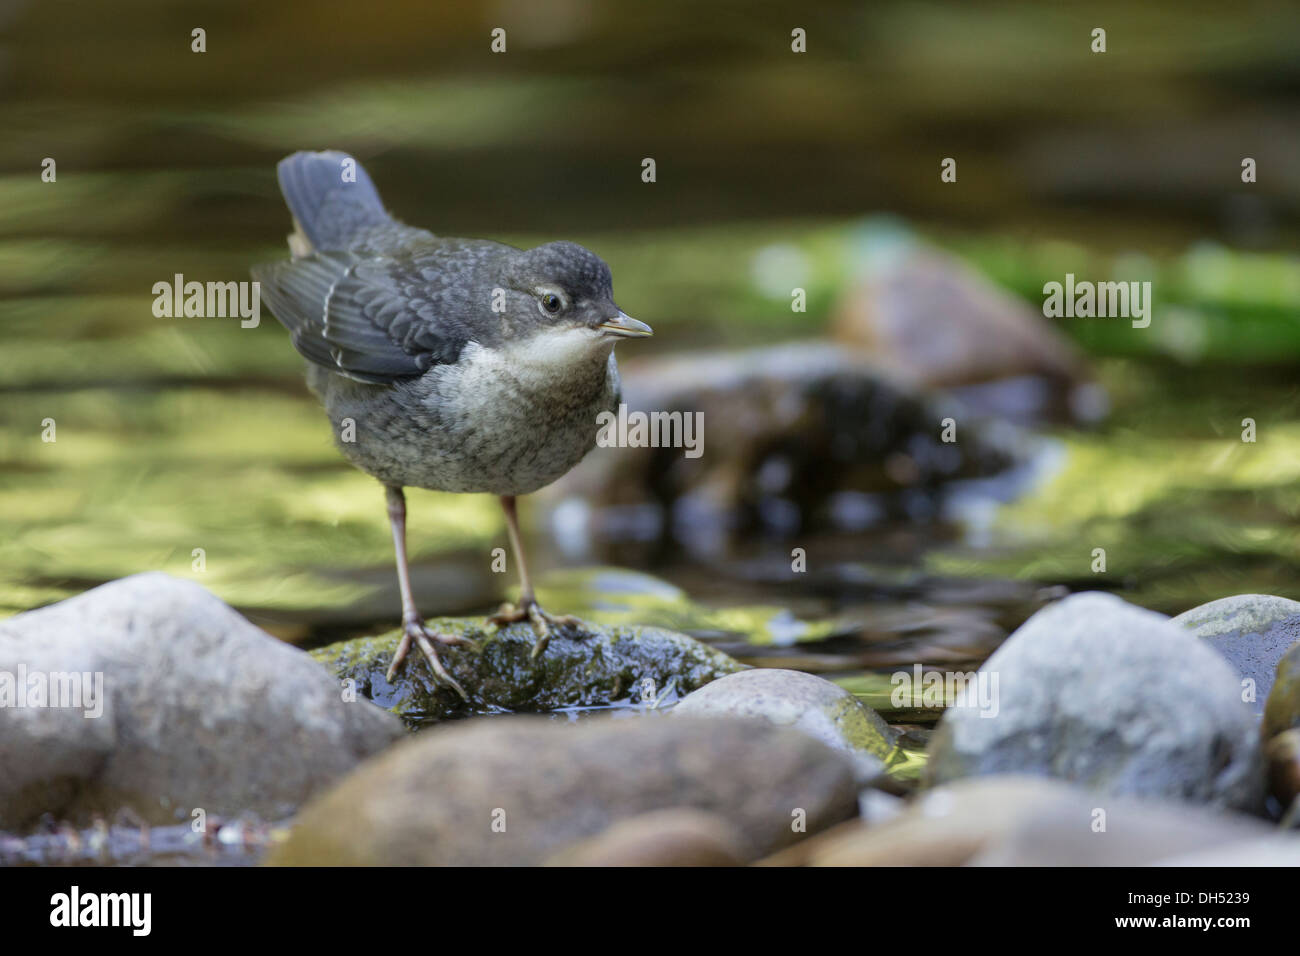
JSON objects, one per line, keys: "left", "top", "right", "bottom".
{"left": 1265, "top": 643, "right": 1300, "bottom": 741}
{"left": 673, "top": 668, "right": 898, "bottom": 762}
{"left": 311, "top": 616, "right": 744, "bottom": 725}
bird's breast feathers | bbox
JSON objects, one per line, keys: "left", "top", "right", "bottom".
{"left": 435, "top": 332, "right": 619, "bottom": 419}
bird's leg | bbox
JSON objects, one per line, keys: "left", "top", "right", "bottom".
{"left": 383, "top": 485, "right": 476, "bottom": 699}
{"left": 488, "top": 494, "right": 579, "bottom": 659}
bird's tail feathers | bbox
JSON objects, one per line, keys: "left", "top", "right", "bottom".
{"left": 276, "top": 150, "right": 390, "bottom": 253}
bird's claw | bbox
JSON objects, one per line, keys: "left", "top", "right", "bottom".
{"left": 489, "top": 600, "right": 580, "bottom": 660}
{"left": 386, "top": 619, "right": 476, "bottom": 701}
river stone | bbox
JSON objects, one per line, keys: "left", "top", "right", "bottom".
{"left": 0, "top": 573, "right": 403, "bottom": 830}
{"left": 1172, "top": 593, "right": 1300, "bottom": 715}
{"left": 1265, "top": 728, "right": 1300, "bottom": 807}
{"left": 925, "top": 591, "right": 1265, "bottom": 812}
{"left": 764, "top": 776, "right": 1276, "bottom": 866}
{"left": 543, "top": 808, "right": 746, "bottom": 866}
{"left": 1264, "top": 642, "right": 1300, "bottom": 740}
{"left": 672, "top": 668, "right": 897, "bottom": 767}
{"left": 267, "top": 715, "right": 858, "bottom": 865}
{"left": 312, "top": 618, "right": 743, "bottom": 725}
{"left": 1153, "top": 837, "right": 1300, "bottom": 865}
{"left": 831, "top": 244, "right": 1092, "bottom": 417}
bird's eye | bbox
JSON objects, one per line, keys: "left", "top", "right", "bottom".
{"left": 539, "top": 293, "right": 563, "bottom": 315}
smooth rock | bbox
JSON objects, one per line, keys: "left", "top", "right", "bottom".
{"left": 968, "top": 792, "right": 1274, "bottom": 867}
{"left": 1264, "top": 642, "right": 1300, "bottom": 740}
{"left": 267, "top": 715, "right": 858, "bottom": 865}
{"left": 312, "top": 617, "right": 743, "bottom": 725}
{"left": 0, "top": 573, "right": 402, "bottom": 830}
{"left": 764, "top": 776, "right": 1276, "bottom": 866}
{"left": 544, "top": 808, "right": 745, "bottom": 866}
{"left": 831, "top": 241, "right": 1095, "bottom": 423}
{"left": 1265, "top": 728, "right": 1300, "bottom": 807}
{"left": 672, "top": 668, "right": 897, "bottom": 766}
{"left": 1153, "top": 837, "right": 1300, "bottom": 866}
{"left": 1172, "top": 593, "right": 1300, "bottom": 715}
{"left": 925, "top": 592, "right": 1265, "bottom": 812}
{"left": 858, "top": 788, "right": 906, "bottom": 826}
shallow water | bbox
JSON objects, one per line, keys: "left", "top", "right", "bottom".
{"left": 3, "top": 0, "right": 1299, "bottom": 864}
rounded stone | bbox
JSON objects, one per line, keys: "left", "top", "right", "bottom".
{"left": 1264, "top": 643, "right": 1300, "bottom": 741}
{"left": 268, "top": 715, "right": 858, "bottom": 866}
{"left": 672, "top": 667, "right": 897, "bottom": 762}
{"left": 544, "top": 809, "right": 745, "bottom": 866}
{"left": 1172, "top": 593, "right": 1300, "bottom": 715}
{"left": 0, "top": 573, "right": 403, "bottom": 830}
{"left": 925, "top": 591, "right": 1265, "bottom": 813}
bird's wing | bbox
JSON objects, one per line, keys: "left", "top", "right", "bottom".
{"left": 255, "top": 242, "right": 498, "bottom": 385}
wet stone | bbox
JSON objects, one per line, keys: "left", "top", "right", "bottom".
{"left": 311, "top": 616, "right": 745, "bottom": 725}
{"left": 1172, "top": 593, "right": 1300, "bottom": 715}
{"left": 673, "top": 667, "right": 898, "bottom": 765}
{"left": 925, "top": 592, "right": 1265, "bottom": 813}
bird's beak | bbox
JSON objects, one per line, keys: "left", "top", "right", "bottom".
{"left": 599, "top": 311, "right": 653, "bottom": 338}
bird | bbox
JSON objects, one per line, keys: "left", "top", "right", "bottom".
{"left": 252, "top": 150, "right": 652, "bottom": 699}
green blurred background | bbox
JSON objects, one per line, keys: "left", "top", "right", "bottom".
{"left": 1, "top": 0, "right": 1298, "bottom": 646}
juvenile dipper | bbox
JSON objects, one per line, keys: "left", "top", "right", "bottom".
{"left": 252, "top": 151, "right": 651, "bottom": 698}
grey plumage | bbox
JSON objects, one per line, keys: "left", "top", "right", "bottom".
{"left": 253, "top": 150, "right": 652, "bottom": 688}
{"left": 252, "top": 149, "right": 645, "bottom": 497}
{"left": 274, "top": 149, "right": 390, "bottom": 251}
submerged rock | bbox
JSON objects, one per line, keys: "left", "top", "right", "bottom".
{"left": 673, "top": 668, "right": 897, "bottom": 766}
{"left": 925, "top": 592, "right": 1265, "bottom": 813}
{"left": 267, "top": 715, "right": 858, "bottom": 865}
{"left": 311, "top": 617, "right": 744, "bottom": 724}
{"left": 0, "top": 573, "right": 403, "bottom": 830}
{"left": 1172, "top": 593, "right": 1300, "bottom": 715}
{"left": 546, "top": 342, "right": 1033, "bottom": 546}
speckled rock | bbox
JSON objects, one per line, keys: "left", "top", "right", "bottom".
{"left": 0, "top": 573, "right": 403, "bottom": 830}
{"left": 672, "top": 668, "right": 897, "bottom": 768}
{"left": 267, "top": 715, "right": 858, "bottom": 866}
{"left": 925, "top": 592, "right": 1265, "bottom": 813}
{"left": 1264, "top": 642, "right": 1300, "bottom": 740}
{"left": 312, "top": 618, "right": 743, "bottom": 725}
{"left": 1173, "top": 593, "right": 1300, "bottom": 715}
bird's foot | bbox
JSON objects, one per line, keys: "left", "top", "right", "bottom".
{"left": 386, "top": 617, "right": 478, "bottom": 700}
{"left": 489, "top": 598, "right": 581, "bottom": 660}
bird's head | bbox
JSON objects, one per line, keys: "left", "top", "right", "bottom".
{"left": 498, "top": 241, "right": 651, "bottom": 355}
